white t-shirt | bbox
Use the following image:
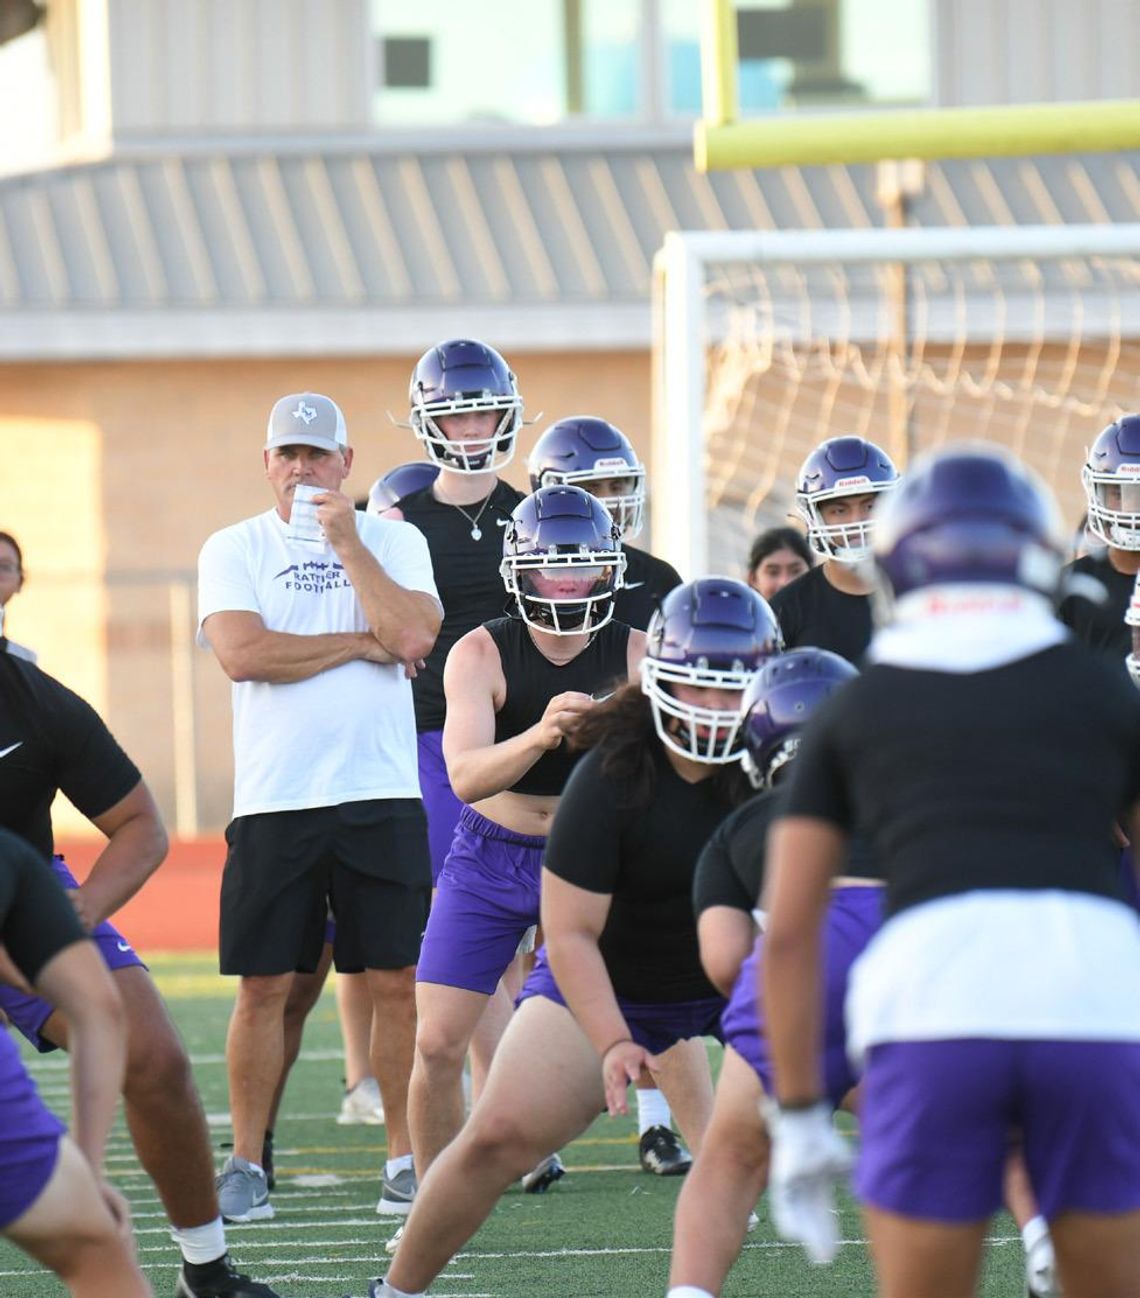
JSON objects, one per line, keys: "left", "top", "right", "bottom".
{"left": 197, "top": 508, "right": 439, "bottom": 818}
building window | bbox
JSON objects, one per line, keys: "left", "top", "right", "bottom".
{"left": 371, "top": 0, "right": 644, "bottom": 126}
{"left": 662, "top": 0, "right": 931, "bottom": 117}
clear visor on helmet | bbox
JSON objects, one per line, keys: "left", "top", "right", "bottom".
{"left": 500, "top": 551, "right": 625, "bottom": 636}
{"left": 539, "top": 466, "right": 647, "bottom": 540}
{"left": 640, "top": 658, "right": 753, "bottom": 765}
{"left": 411, "top": 394, "right": 523, "bottom": 474}
{"left": 796, "top": 481, "right": 896, "bottom": 564}
{"left": 1082, "top": 468, "right": 1140, "bottom": 551}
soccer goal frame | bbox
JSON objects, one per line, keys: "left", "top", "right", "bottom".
{"left": 649, "top": 222, "right": 1140, "bottom": 580}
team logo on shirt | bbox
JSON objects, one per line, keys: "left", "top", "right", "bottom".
{"left": 273, "top": 560, "right": 353, "bottom": 594}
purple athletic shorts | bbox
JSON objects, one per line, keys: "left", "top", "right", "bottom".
{"left": 857, "top": 1037, "right": 1140, "bottom": 1222}
{"left": 0, "top": 1025, "right": 65, "bottom": 1227}
{"left": 518, "top": 946, "right": 725, "bottom": 1054}
{"left": 0, "top": 855, "right": 145, "bottom": 1053}
{"left": 417, "top": 729, "right": 466, "bottom": 885}
{"left": 415, "top": 807, "right": 544, "bottom": 995}
{"left": 721, "top": 884, "right": 883, "bottom": 1109}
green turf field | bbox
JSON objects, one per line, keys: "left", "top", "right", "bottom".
{"left": 1, "top": 955, "right": 1029, "bottom": 1297}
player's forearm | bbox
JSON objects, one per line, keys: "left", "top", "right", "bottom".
{"left": 78, "top": 818, "right": 169, "bottom": 927}
{"left": 762, "top": 924, "right": 825, "bottom": 1104}
{"left": 68, "top": 1003, "right": 128, "bottom": 1174}
{"left": 447, "top": 730, "right": 549, "bottom": 804}
{"left": 219, "top": 627, "right": 389, "bottom": 683}
{"left": 544, "top": 929, "right": 628, "bottom": 1056}
{"left": 335, "top": 537, "right": 441, "bottom": 662}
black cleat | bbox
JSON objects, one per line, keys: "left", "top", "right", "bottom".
{"left": 638, "top": 1125, "right": 693, "bottom": 1176}
{"left": 175, "top": 1253, "right": 282, "bottom": 1298}
{"left": 520, "top": 1152, "right": 566, "bottom": 1193}
{"left": 261, "top": 1130, "right": 275, "bottom": 1192}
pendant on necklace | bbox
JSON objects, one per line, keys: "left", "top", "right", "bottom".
{"left": 470, "top": 526, "right": 482, "bottom": 541}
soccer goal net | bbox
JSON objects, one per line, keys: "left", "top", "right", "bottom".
{"left": 650, "top": 223, "right": 1140, "bottom": 581}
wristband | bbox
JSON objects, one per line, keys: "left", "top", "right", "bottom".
{"left": 600, "top": 1036, "right": 633, "bottom": 1059}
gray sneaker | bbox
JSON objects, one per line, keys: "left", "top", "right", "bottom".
{"left": 216, "top": 1155, "right": 274, "bottom": 1223}
{"left": 375, "top": 1165, "right": 417, "bottom": 1216}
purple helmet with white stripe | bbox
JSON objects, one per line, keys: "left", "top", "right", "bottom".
{"left": 409, "top": 338, "right": 523, "bottom": 473}
{"left": 1082, "top": 414, "right": 1140, "bottom": 550}
{"left": 872, "top": 443, "right": 1066, "bottom": 603}
{"left": 641, "top": 578, "right": 783, "bottom": 765}
{"left": 740, "top": 648, "right": 857, "bottom": 790}
{"left": 366, "top": 461, "right": 440, "bottom": 514}
{"left": 795, "top": 436, "right": 900, "bottom": 564}
{"left": 528, "top": 417, "right": 646, "bottom": 539}
{"left": 500, "top": 485, "right": 625, "bottom": 636}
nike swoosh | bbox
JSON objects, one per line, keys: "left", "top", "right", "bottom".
{"left": 0, "top": 742, "right": 22, "bottom": 759}
{"left": 623, "top": 581, "right": 645, "bottom": 590}
{"left": 116, "top": 940, "right": 133, "bottom": 953}
{"left": 495, "top": 517, "right": 510, "bottom": 527}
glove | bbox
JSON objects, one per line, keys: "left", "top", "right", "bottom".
{"left": 1024, "top": 1217, "right": 1063, "bottom": 1298}
{"left": 762, "top": 1099, "right": 852, "bottom": 1265}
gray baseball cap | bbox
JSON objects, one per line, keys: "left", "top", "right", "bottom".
{"left": 266, "top": 392, "right": 349, "bottom": 453}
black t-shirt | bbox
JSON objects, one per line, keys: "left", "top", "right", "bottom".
{"left": 782, "top": 642, "right": 1140, "bottom": 920}
{"left": 0, "top": 654, "right": 141, "bottom": 859}
{"left": 544, "top": 743, "right": 737, "bottom": 1002}
{"left": 485, "top": 618, "right": 631, "bottom": 796}
{"left": 1058, "top": 551, "right": 1136, "bottom": 660}
{"left": 0, "top": 826, "right": 86, "bottom": 982}
{"left": 693, "top": 787, "right": 879, "bottom": 918}
{"left": 769, "top": 565, "right": 873, "bottom": 664}
{"left": 614, "top": 545, "right": 683, "bottom": 632}
{"left": 397, "top": 480, "right": 525, "bottom": 732}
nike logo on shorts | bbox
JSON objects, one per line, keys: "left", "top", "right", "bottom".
{"left": 0, "top": 742, "right": 22, "bottom": 759}
{"left": 116, "top": 940, "right": 133, "bottom": 953}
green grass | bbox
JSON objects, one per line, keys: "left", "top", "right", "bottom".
{"left": 1, "top": 956, "right": 1029, "bottom": 1296}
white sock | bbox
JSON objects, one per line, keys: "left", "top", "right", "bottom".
{"left": 171, "top": 1216, "right": 226, "bottom": 1265}
{"left": 1021, "top": 1214, "right": 1049, "bottom": 1252}
{"left": 377, "top": 1280, "right": 424, "bottom": 1298}
{"left": 636, "top": 1086, "right": 671, "bottom": 1135}
{"left": 666, "top": 1287, "right": 715, "bottom": 1298}
{"left": 385, "top": 1153, "right": 414, "bottom": 1179}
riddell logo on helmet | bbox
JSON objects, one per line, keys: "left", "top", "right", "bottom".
{"left": 832, "top": 475, "right": 872, "bottom": 489}
{"left": 593, "top": 457, "right": 629, "bottom": 473}
{"left": 1117, "top": 464, "right": 1140, "bottom": 476}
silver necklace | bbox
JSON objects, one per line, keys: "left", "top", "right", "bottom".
{"left": 443, "top": 491, "right": 494, "bottom": 541}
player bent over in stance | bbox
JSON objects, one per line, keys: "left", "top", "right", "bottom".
{"left": 667, "top": 647, "right": 879, "bottom": 1298}
{"left": 372, "top": 578, "right": 782, "bottom": 1298}
{"left": 0, "top": 827, "right": 151, "bottom": 1296}
{"left": 763, "top": 444, "right": 1140, "bottom": 1298}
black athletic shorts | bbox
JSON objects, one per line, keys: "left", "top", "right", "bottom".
{"left": 219, "top": 798, "right": 431, "bottom": 976}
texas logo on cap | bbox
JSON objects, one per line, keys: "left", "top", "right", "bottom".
{"left": 266, "top": 392, "right": 348, "bottom": 453}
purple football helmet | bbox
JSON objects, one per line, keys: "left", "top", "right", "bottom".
{"left": 641, "top": 578, "right": 784, "bottom": 765}
{"left": 794, "top": 436, "right": 900, "bottom": 564}
{"left": 527, "top": 417, "right": 646, "bottom": 539}
{"left": 740, "top": 648, "right": 857, "bottom": 790}
{"left": 366, "top": 461, "right": 440, "bottom": 515}
{"left": 872, "top": 443, "right": 1066, "bottom": 604}
{"left": 500, "top": 485, "right": 625, "bottom": 636}
{"left": 1082, "top": 414, "right": 1140, "bottom": 550}
{"left": 408, "top": 338, "right": 523, "bottom": 474}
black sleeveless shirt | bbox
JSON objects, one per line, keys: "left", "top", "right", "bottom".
{"left": 398, "top": 480, "right": 524, "bottom": 731}
{"left": 484, "top": 617, "right": 632, "bottom": 797}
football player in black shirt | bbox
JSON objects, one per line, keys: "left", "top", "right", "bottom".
{"left": 668, "top": 648, "right": 873, "bottom": 1298}
{"left": 1060, "top": 414, "right": 1140, "bottom": 660}
{"left": 528, "top": 415, "right": 692, "bottom": 1174}
{"left": 769, "top": 435, "right": 900, "bottom": 664}
{"left": 0, "top": 827, "right": 150, "bottom": 1296}
{"left": 0, "top": 654, "right": 279, "bottom": 1298}
{"left": 764, "top": 445, "right": 1140, "bottom": 1297}
{"left": 373, "top": 579, "right": 780, "bottom": 1298}
{"left": 406, "top": 487, "right": 640, "bottom": 1206}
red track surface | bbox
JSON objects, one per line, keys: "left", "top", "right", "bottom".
{"left": 56, "top": 837, "right": 224, "bottom": 952}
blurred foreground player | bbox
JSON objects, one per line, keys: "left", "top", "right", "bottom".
{"left": 763, "top": 444, "right": 1140, "bottom": 1298}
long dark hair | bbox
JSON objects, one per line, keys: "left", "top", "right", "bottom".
{"left": 571, "top": 682, "right": 752, "bottom": 812}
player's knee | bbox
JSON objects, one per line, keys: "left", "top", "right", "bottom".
{"left": 125, "top": 1021, "right": 193, "bottom": 1099}
{"left": 414, "top": 1019, "right": 468, "bottom": 1074}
